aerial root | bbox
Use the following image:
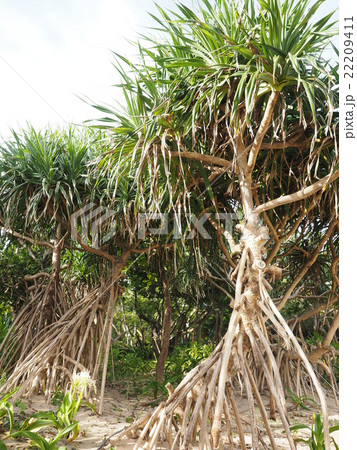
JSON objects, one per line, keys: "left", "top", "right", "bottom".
{"left": 106, "top": 321, "right": 299, "bottom": 450}
{"left": 0, "top": 273, "right": 72, "bottom": 376}
{"left": 0, "top": 273, "right": 120, "bottom": 412}
{"left": 106, "top": 281, "right": 332, "bottom": 450}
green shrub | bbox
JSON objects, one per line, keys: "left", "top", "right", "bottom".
{"left": 165, "top": 342, "right": 213, "bottom": 379}
{"left": 2, "top": 370, "right": 94, "bottom": 449}
{"left": 290, "top": 412, "right": 339, "bottom": 449}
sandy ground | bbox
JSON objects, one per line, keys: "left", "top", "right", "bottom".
{"left": 3, "top": 386, "right": 338, "bottom": 449}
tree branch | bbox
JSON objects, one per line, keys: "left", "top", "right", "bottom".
{"left": 168, "top": 150, "right": 231, "bottom": 169}
{"left": 277, "top": 220, "right": 337, "bottom": 310}
{"left": 259, "top": 130, "right": 306, "bottom": 149}
{"left": 0, "top": 226, "right": 54, "bottom": 249}
{"left": 308, "top": 312, "right": 339, "bottom": 362}
{"left": 246, "top": 90, "right": 280, "bottom": 177}
{"left": 205, "top": 274, "right": 235, "bottom": 303}
{"left": 208, "top": 217, "right": 239, "bottom": 269}
{"left": 255, "top": 170, "right": 339, "bottom": 215}
{"left": 71, "top": 227, "right": 119, "bottom": 264}
{"left": 288, "top": 297, "right": 338, "bottom": 326}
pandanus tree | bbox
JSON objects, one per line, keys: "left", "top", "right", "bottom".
{"left": 98, "top": 0, "right": 338, "bottom": 448}
{"left": 0, "top": 127, "right": 132, "bottom": 410}
{"left": 0, "top": 125, "right": 188, "bottom": 411}
{"left": 0, "top": 127, "right": 98, "bottom": 344}
{"left": 0, "top": 128, "right": 99, "bottom": 393}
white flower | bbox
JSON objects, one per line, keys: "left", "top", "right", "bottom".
{"left": 71, "top": 370, "right": 96, "bottom": 397}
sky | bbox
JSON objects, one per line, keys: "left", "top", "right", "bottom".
{"left": 0, "top": 0, "right": 338, "bottom": 140}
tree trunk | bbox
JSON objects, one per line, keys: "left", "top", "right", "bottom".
{"left": 52, "top": 223, "right": 62, "bottom": 282}
{"left": 45, "top": 223, "right": 62, "bottom": 323}
{"left": 156, "top": 266, "right": 172, "bottom": 384}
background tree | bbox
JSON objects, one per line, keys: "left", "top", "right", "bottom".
{"left": 0, "top": 127, "right": 130, "bottom": 411}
